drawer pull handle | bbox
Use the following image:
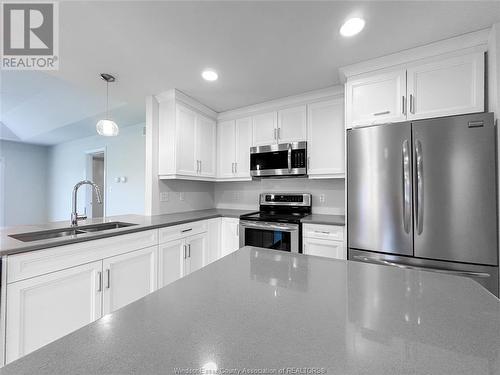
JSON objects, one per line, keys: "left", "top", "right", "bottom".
{"left": 373, "top": 111, "right": 390, "bottom": 116}
{"left": 181, "top": 228, "right": 192, "bottom": 233}
{"left": 314, "top": 231, "right": 331, "bottom": 235}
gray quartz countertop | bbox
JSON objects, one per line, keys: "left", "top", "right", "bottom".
{"left": 2, "top": 247, "right": 498, "bottom": 375}
{"left": 0, "top": 209, "right": 255, "bottom": 256}
{"left": 300, "top": 214, "right": 345, "bottom": 226}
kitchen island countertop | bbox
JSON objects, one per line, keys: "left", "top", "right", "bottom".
{"left": 1, "top": 246, "right": 498, "bottom": 375}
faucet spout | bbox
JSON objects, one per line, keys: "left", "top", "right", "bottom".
{"left": 71, "top": 180, "right": 103, "bottom": 226}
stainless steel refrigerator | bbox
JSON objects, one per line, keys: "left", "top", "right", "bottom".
{"left": 347, "top": 112, "right": 499, "bottom": 297}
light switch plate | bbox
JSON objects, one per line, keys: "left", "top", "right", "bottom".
{"left": 179, "top": 192, "right": 185, "bottom": 201}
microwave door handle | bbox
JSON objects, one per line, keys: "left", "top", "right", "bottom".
{"left": 287, "top": 144, "right": 292, "bottom": 173}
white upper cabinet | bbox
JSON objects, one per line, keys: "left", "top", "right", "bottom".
{"left": 344, "top": 50, "right": 485, "bottom": 128}
{"left": 175, "top": 104, "right": 198, "bottom": 176}
{"left": 307, "top": 98, "right": 345, "bottom": 178}
{"left": 216, "top": 117, "right": 252, "bottom": 180}
{"left": 406, "top": 52, "right": 484, "bottom": 120}
{"left": 345, "top": 68, "right": 407, "bottom": 128}
{"left": 196, "top": 114, "right": 216, "bottom": 177}
{"left": 6, "top": 261, "right": 103, "bottom": 363}
{"left": 102, "top": 246, "right": 158, "bottom": 315}
{"left": 235, "top": 117, "right": 252, "bottom": 177}
{"left": 252, "top": 111, "right": 277, "bottom": 146}
{"left": 277, "top": 105, "right": 307, "bottom": 143}
{"left": 217, "top": 120, "right": 236, "bottom": 179}
{"left": 157, "top": 91, "right": 218, "bottom": 181}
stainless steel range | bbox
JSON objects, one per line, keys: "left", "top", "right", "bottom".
{"left": 239, "top": 193, "right": 312, "bottom": 253}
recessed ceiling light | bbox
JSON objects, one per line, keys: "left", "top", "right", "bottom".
{"left": 340, "top": 17, "right": 365, "bottom": 37}
{"left": 202, "top": 69, "right": 218, "bottom": 81}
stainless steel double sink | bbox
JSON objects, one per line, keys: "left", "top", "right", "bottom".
{"left": 9, "top": 222, "right": 137, "bottom": 242}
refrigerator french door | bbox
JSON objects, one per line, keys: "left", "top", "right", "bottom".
{"left": 348, "top": 113, "right": 499, "bottom": 296}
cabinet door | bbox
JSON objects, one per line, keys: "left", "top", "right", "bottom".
{"left": 235, "top": 117, "right": 252, "bottom": 178}
{"left": 6, "top": 261, "right": 103, "bottom": 363}
{"left": 158, "top": 239, "right": 185, "bottom": 288}
{"left": 217, "top": 120, "right": 236, "bottom": 178}
{"left": 307, "top": 99, "right": 345, "bottom": 177}
{"left": 345, "top": 68, "right": 407, "bottom": 128}
{"left": 303, "top": 238, "right": 346, "bottom": 260}
{"left": 196, "top": 115, "right": 217, "bottom": 177}
{"left": 206, "top": 218, "right": 221, "bottom": 264}
{"left": 103, "top": 246, "right": 158, "bottom": 315}
{"left": 221, "top": 218, "right": 240, "bottom": 257}
{"left": 186, "top": 232, "right": 207, "bottom": 274}
{"left": 406, "top": 52, "right": 484, "bottom": 120}
{"left": 277, "top": 105, "right": 307, "bottom": 143}
{"left": 176, "top": 104, "right": 197, "bottom": 175}
{"left": 252, "top": 112, "right": 277, "bottom": 146}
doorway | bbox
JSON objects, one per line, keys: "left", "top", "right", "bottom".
{"left": 85, "top": 149, "right": 106, "bottom": 218}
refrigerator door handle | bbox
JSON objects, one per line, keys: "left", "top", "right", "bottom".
{"left": 415, "top": 140, "right": 424, "bottom": 234}
{"left": 402, "top": 139, "right": 411, "bottom": 233}
{"left": 352, "top": 256, "right": 491, "bottom": 278}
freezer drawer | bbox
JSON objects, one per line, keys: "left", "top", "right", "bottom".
{"left": 347, "top": 123, "right": 413, "bottom": 256}
{"left": 412, "top": 113, "right": 498, "bottom": 266}
{"left": 349, "top": 248, "right": 499, "bottom": 297}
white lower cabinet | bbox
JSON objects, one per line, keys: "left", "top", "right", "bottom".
{"left": 185, "top": 232, "right": 207, "bottom": 274}
{"left": 157, "top": 229, "right": 208, "bottom": 289}
{"left": 158, "top": 239, "right": 185, "bottom": 288}
{"left": 3, "top": 218, "right": 240, "bottom": 364}
{"left": 5, "top": 261, "right": 103, "bottom": 363}
{"left": 221, "top": 218, "right": 240, "bottom": 257}
{"left": 206, "top": 218, "right": 221, "bottom": 264}
{"left": 103, "top": 246, "right": 158, "bottom": 315}
{"left": 303, "top": 237, "right": 345, "bottom": 260}
{"left": 302, "top": 223, "right": 346, "bottom": 260}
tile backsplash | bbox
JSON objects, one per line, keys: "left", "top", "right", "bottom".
{"left": 214, "top": 178, "right": 345, "bottom": 214}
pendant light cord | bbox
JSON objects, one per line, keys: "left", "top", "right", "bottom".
{"left": 106, "top": 81, "right": 109, "bottom": 120}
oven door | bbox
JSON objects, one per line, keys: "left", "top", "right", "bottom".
{"left": 239, "top": 220, "right": 299, "bottom": 253}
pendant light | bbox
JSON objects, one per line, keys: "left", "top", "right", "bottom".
{"left": 96, "top": 73, "right": 119, "bottom": 136}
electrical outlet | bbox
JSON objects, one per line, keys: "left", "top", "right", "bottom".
{"left": 160, "top": 192, "right": 169, "bottom": 202}
{"left": 179, "top": 192, "right": 185, "bottom": 201}
{"left": 319, "top": 194, "right": 326, "bottom": 203}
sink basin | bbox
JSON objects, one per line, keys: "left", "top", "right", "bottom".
{"left": 9, "top": 222, "right": 137, "bottom": 242}
{"left": 77, "top": 222, "right": 137, "bottom": 232}
{"left": 9, "top": 228, "right": 86, "bottom": 242}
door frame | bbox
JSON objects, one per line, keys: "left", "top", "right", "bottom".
{"left": 85, "top": 147, "right": 107, "bottom": 218}
{"left": 0, "top": 157, "right": 4, "bottom": 228}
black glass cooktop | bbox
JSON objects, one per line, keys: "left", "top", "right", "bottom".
{"left": 240, "top": 211, "right": 310, "bottom": 223}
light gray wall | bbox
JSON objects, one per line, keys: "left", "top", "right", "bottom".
{"left": 47, "top": 124, "right": 145, "bottom": 221}
{"left": 0, "top": 140, "right": 49, "bottom": 226}
{"left": 215, "top": 179, "right": 345, "bottom": 214}
{"left": 158, "top": 180, "right": 215, "bottom": 214}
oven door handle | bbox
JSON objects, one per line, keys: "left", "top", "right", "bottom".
{"left": 352, "top": 255, "right": 491, "bottom": 278}
{"left": 240, "top": 221, "right": 298, "bottom": 232}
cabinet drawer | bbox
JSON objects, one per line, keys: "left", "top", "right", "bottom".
{"left": 7, "top": 230, "right": 158, "bottom": 284}
{"left": 159, "top": 220, "right": 207, "bottom": 244}
{"left": 303, "top": 224, "right": 344, "bottom": 241}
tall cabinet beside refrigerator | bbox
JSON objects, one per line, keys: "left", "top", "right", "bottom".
{"left": 348, "top": 112, "right": 499, "bottom": 296}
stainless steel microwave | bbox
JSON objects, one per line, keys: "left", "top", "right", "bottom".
{"left": 250, "top": 141, "right": 307, "bottom": 178}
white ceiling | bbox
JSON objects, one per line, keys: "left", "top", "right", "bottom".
{"left": 2, "top": 1, "right": 500, "bottom": 145}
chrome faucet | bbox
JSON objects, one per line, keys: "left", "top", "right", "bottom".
{"left": 71, "top": 180, "right": 102, "bottom": 226}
